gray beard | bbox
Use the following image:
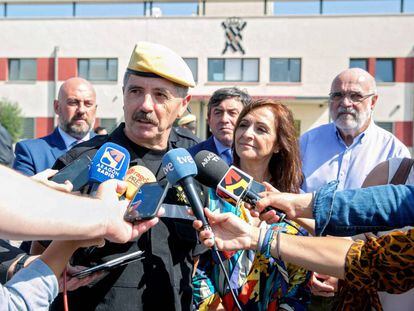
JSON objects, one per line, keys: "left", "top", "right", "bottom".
{"left": 62, "top": 123, "right": 91, "bottom": 140}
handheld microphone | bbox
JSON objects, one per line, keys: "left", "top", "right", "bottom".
{"left": 162, "top": 148, "right": 210, "bottom": 229}
{"left": 86, "top": 142, "right": 130, "bottom": 196}
{"left": 194, "top": 150, "right": 286, "bottom": 222}
{"left": 49, "top": 153, "right": 92, "bottom": 191}
{"left": 124, "top": 165, "right": 157, "bottom": 200}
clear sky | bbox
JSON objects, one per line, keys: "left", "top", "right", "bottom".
{"left": 0, "top": 0, "right": 413, "bottom": 18}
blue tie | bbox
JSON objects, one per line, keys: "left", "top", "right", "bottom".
{"left": 222, "top": 149, "right": 233, "bottom": 165}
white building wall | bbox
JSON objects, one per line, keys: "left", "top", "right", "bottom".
{"left": 0, "top": 14, "right": 413, "bottom": 131}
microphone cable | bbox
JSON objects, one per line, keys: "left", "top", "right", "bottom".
{"left": 63, "top": 267, "right": 69, "bottom": 311}
{"left": 212, "top": 245, "right": 243, "bottom": 311}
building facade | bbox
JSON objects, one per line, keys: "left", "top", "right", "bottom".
{"left": 0, "top": 0, "right": 413, "bottom": 150}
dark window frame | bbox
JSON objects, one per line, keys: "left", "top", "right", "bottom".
{"left": 349, "top": 58, "right": 369, "bottom": 71}
{"left": 375, "top": 58, "right": 395, "bottom": 83}
{"left": 183, "top": 58, "right": 198, "bottom": 82}
{"left": 376, "top": 121, "right": 394, "bottom": 134}
{"left": 208, "top": 58, "right": 260, "bottom": 82}
{"left": 78, "top": 58, "right": 118, "bottom": 82}
{"left": 22, "top": 117, "right": 35, "bottom": 140}
{"left": 8, "top": 58, "right": 37, "bottom": 81}
{"left": 269, "top": 58, "right": 301, "bottom": 82}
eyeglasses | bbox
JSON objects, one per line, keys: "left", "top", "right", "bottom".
{"left": 329, "top": 91, "right": 375, "bottom": 103}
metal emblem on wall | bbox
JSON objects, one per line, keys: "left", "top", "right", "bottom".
{"left": 222, "top": 17, "right": 247, "bottom": 55}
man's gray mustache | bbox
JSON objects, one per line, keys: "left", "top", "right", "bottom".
{"left": 132, "top": 112, "right": 158, "bottom": 125}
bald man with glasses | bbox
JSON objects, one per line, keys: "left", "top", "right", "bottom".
{"left": 299, "top": 68, "right": 410, "bottom": 310}
{"left": 301, "top": 68, "right": 409, "bottom": 193}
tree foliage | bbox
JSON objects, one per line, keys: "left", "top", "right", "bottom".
{"left": 0, "top": 98, "right": 23, "bottom": 143}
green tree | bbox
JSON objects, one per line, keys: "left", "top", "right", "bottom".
{"left": 0, "top": 98, "right": 23, "bottom": 143}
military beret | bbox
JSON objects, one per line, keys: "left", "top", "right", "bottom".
{"left": 177, "top": 114, "right": 197, "bottom": 126}
{"left": 127, "top": 41, "right": 195, "bottom": 88}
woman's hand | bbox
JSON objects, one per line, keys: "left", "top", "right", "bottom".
{"left": 254, "top": 191, "right": 314, "bottom": 222}
{"left": 193, "top": 208, "right": 258, "bottom": 251}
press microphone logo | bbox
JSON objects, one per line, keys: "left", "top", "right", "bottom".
{"left": 217, "top": 166, "right": 252, "bottom": 204}
{"left": 126, "top": 169, "right": 151, "bottom": 185}
{"left": 199, "top": 152, "right": 221, "bottom": 168}
{"left": 96, "top": 147, "right": 126, "bottom": 178}
{"left": 101, "top": 147, "right": 126, "bottom": 171}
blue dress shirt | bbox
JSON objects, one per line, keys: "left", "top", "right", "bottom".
{"left": 300, "top": 122, "right": 410, "bottom": 193}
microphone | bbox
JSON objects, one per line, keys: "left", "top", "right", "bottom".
{"left": 162, "top": 148, "right": 210, "bottom": 229}
{"left": 194, "top": 150, "right": 286, "bottom": 222}
{"left": 86, "top": 142, "right": 131, "bottom": 196}
{"left": 49, "top": 153, "right": 92, "bottom": 191}
{"left": 124, "top": 165, "right": 157, "bottom": 200}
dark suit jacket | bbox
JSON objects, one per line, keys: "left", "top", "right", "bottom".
{"left": 188, "top": 135, "right": 219, "bottom": 158}
{"left": 13, "top": 127, "right": 67, "bottom": 176}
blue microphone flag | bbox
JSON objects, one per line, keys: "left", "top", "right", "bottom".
{"left": 89, "top": 142, "right": 130, "bottom": 184}
{"left": 162, "top": 148, "right": 197, "bottom": 184}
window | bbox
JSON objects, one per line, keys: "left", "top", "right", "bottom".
{"left": 350, "top": 58, "right": 368, "bottom": 71}
{"left": 151, "top": 2, "right": 198, "bottom": 16}
{"left": 208, "top": 58, "right": 259, "bottom": 82}
{"left": 21, "top": 118, "right": 35, "bottom": 139}
{"left": 76, "top": 3, "right": 144, "bottom": 17}
{"left": 6, "top": 3, "right": 73, "bottom": 18}
{"left": 8, "top": 59, "right": 37, "bottom": 81}
{"left": 78, "top": 59, "right": 118, "bottom": 81}
{"left": 183, "top": 58, "right": 198, "bottom": 82}
{"left": 99, "top": 118, "right": 117, "bottom": 133}
{"left": 270, "top": 58, "right": 301, "bottom": 82}
{"left": 376, "top": 59, "right": 394, "bottom": 83}
{"left": 376, "top": 122, "right": 393, "bottom": 134}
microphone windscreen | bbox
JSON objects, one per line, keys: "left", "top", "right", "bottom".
{"left": 162, "top": 148, "right": 197, "bottom": 184}
{"left": 193, "top": 150, "right": 229, "bottom": 188}
{"left": 89, "top": 142, "right": 130, "bottom": 184}
{"left": 125, "top": 165, "right": 157, "bottom": 200}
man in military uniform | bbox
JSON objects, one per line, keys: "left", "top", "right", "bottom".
{"left": 50, "top": 42, "right": 203, "bottom": 310}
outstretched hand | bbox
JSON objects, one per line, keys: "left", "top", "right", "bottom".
{"left": 193, "top": 208, "right": 257, "bottom": 252}
{"left": 32, "top": 169, "right": 73, "bottom": 193}
{"left": 254, "top": 189, "right": 314, "bottom": 221}
{"left": 95, "top": 180, "right": 164, "bottom": 243}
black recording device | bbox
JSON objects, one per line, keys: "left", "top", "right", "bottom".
{"left": 124, "top": 182, "right": 168, "bottom": 222}
{"left": 49, "top": 154, "right": 92, "bottom": 191}
{"left": 72, "top": 250, "right": 145, "bottom": 279}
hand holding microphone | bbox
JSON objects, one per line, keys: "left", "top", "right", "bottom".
{"left": 95, "top": 179, "right": 161, "bottom": 244}
{"left": 124, "top": 165, "right": 157, "bottom": 200}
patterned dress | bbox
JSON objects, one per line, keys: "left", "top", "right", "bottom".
{"left": 335, "top": 229, "right": 414, "bottom": 311}
{"left": 193, "top": 190, "right": 311, "bottom": 310}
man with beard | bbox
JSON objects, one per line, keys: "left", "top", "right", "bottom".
{"left": 13, "top": 77, "right": 97, "bottom": 176}
{"left": 189, "top": 87, "right": 250, "bottom": 165}
{"left": 301, "top": 68, "right": 409, "bottom": 193}
{"left": 48, "top": 42, "right": 203, "bottom": 310}
{"left": 300, "top": 68, "right": 410, "bottom": 310}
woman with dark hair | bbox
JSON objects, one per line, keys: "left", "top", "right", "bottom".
{"left": 193, "top": 99, "right": 310, "bottom": 310}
